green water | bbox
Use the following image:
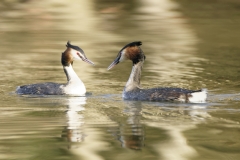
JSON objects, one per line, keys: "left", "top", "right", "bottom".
{"left": 0, "top": 0, "right": 240, "bottom": 160}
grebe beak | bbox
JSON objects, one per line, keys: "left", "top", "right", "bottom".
{"left": 107, "top": 52, "right": 122, "bottom": 71}
{"left": 83, "top": 58, "right": 95, "bottom": 65}
{"left": 107, "top": 60, "right": 119, "bottom": 70}
{"left": 76, "top": 51, "right": 95, "bottom": 65}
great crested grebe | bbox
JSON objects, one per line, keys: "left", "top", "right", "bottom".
{"left": 107, "top": 41, "right": 207, "bottom": 103}
{"left": 16, "top": 41, "right": 94, "bottom": 95}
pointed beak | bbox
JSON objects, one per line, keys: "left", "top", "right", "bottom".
{"left": 83, "top": 58, "right": 95, "bottom": 65}
{"left": 76, "top": 51, "right": 94, "bottom": 65}
{"left": 107, "top": 59, "right": 119, "bottom": 70}
{"left": 107, "top": 52, "right": 122, "bottom": 70}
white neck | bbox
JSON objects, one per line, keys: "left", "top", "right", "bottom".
{"left": 124, "top": 61, "right": 144, "bottom": 92}
{"left": 62, "top": 64, "right": 86, "bottom": 95}
{"left": 64, "top": 64, "right": 81, "bottom": 82}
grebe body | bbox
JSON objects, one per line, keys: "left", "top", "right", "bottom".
{"left": 107, "top": 41, "right": 207, "bottom": 103}
{"left": 16, "top": 41, "right": 94, "bottom": 95}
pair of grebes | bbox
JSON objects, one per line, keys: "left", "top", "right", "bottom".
{"left": 16, "top": 41, "right": 207, "bottom": 103}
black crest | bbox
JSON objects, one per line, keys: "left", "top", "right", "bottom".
{"left": 119, "top": 41, "right": 142, "bottom": 53}
{"left": 66, "top": 41, "right": 84, "bottom": 53}
{"left": 124, "top": 41, "right": 142, "bottom": 48}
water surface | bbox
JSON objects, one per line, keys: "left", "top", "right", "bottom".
{"left": 0, "top": 0, "right": 240, "bottom": 160}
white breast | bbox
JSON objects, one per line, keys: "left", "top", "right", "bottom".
{"left": 62, "top": 65, "right": 87, "bottom": 95}
{"left": 62, "top": 82, "right": 86, "bottom": 95}
{"left": 188, "top": 89, "right": 207, "bottom": 103}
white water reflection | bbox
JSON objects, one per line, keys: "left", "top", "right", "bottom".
{"left": 62, "top": 97, "right": 86, "bottom": 146}
{"left": 188, "top": 105, "right": 211, "bottom": 120}
{"left": 147, "top": 122, "right": 197, "bottom": 160}
{"left": 142, "top": 104, "right": 211, "bottom": 160}
{"left": 61, "top": 96, "right": 112, "bottom": 160}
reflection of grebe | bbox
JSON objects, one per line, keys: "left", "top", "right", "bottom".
{"left": 107, "top": 41, "right": 207, "bottom": 103}
{"left": 62, "top": 97, "right": 86, "bottom": 146}
{"left": 16, "top": 41, "right": 94, "bottom": 95}
{"left": 108, "top": 101, "right": 144, "bottom": 150}
{"left": 120, "top": 101, "right": 144, "bottom": 150}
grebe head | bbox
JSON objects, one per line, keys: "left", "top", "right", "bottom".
{"left": 107, "top": 41, "right": 145, "bottom": 70}
{"left": 62, "top": 41, "right": 94, "bottom": 66}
